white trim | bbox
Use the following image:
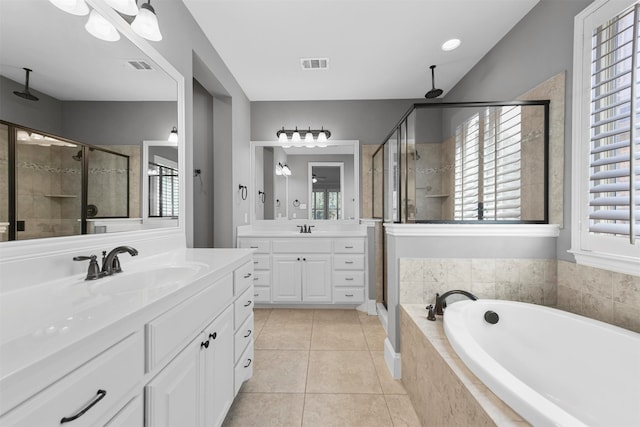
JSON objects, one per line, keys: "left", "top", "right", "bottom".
{"left": 384, "top": 223, "right": 560, "bottom": 238}
{"left": 570, "top": 249, "right": 640, "bottom": 276}
{"left": 384, "top": 338, "right": 402, "bottom": 379}
{"left": 377, "top": 303, "right": 388, "bottom": 333}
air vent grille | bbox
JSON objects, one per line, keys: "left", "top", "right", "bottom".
{"left": 300, "top": 58, "right": 329, "bottom": 70}
{"left": 126, "top": 60, "right": 154, "bottom": 70}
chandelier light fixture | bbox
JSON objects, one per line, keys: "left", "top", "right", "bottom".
{"left": 48, "top": 0, "right": 163, "bottom": 42}
{"left": 276, "top": 127, "right": 331, "bottom": 144}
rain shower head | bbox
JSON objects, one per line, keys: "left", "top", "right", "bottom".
{"left": 425, "top": 65, "right": 443, "bottom": 99}
{"left": 13, "top": 68, "right": 39, "bottom": 101}
{"left": 72, "top": 150, "right": 82, "bottom": 161}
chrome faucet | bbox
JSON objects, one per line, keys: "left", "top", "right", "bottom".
{"left": 431, "top": 289, "right": 479, "bottom": 318}
{"left": 101, "top": 246, "right": 138, "bottom": 276}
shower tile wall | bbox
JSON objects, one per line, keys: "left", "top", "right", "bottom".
{"left": 557, "top": 261, "right": 640, "bottom": 333}
{"left": 399, "top": 258, "right": 557, "bottom": 306}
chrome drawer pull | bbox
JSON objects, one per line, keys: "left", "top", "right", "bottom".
{"left": 244, "top": 329, "right": 252, "bottom": 338}
{"left": 253, "top": 277, "right": 259, "bottom": 281}
{"left": 345, "top": 245, "right": 354, "bottom": 249}
{"left": 244, "top": 273, "right": 252, "bottom": 279}
{"left": 345, "top": 261, "right": 354, "bottom": 264}
{"left": 60, "top": 389, "right": 107, "bottom": 424}
{"left": 243, "top": 300, "right": 252, "bottom": 307}
{"left": 254, "top": 293, "right": 259, "bottom": 297}
{"left": 345, "top": 294, "right": 354, "bottom": 297}
{"left": 250, "top": 246, "right": 259, "bottom": 249}
{"left": 345, "top": 277, "right": 354, "bottom": 281}
{"left": 244, "top": 358, "right": 252, "bottom": 368}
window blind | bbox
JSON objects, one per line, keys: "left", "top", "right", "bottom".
{"left": 590, "top": 4, "right": 640, "bottom": 241}
{"left": 454, "top": 113, "right": 480, "bottom": 220}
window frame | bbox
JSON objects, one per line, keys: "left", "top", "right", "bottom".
{"left": 571, "top": 0, "right": 640, "bottom": 275}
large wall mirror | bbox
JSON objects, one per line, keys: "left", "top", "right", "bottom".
{"left": 0, "top": 0, "right": 181, "bottom": 243}
{"left": 251, "top": 140, "right": 359, "bottom": 222}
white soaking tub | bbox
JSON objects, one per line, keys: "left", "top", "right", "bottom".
{"left": 443, "top": 299, "right": 640, "bottom": 427}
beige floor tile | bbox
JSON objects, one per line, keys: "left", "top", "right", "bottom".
{"left": 267, "top": 308, "right": 314, "bottom": 324}
{"left": 222, "top": 392, "right": 304, "bottom": 427}
{"left": 371, "top": 351, "right": 407, "bottom": 395}
{"left": 384, "top": 395, "right": 422, "bottom": 427}
{"left": 362, "top": 322, "right": 387, "bottom": 351}
{"left": 253, "top": 308, "right": 271, "bottom": 336}
{"left": 313, "top": 308, "right": 361, "bottom": 324}
{"left": 255, "top": 322, "right": 312, "bottom": 350}
{"left": 310, "top": 322, "right": 368, "bottom": 350}
{"left": 302, "top": 394, "right": 393, "bottom": 427}
{"left": 242, "top": 350, "right": 309, "bottom": 393}
{"left": 306, "top": 350, "right": 382, "bottom": 394}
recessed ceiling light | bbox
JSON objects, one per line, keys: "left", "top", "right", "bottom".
{"left": 441, "top": 38, "right": 461, "bottom": 52}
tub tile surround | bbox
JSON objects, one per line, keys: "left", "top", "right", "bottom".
{"left": 223, "top": 308, "right": 421, "bottom": 427}
{"left": 399, "top": 258, "right": 640, "bottom": 333}
{"left": 400, "top": 304, "right": 528, "bottom": 426}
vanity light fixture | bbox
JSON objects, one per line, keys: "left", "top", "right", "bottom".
{"left": 132, "top": 0, "right": 163, "bottom": 41}
{"left": 168, "top": 127, "right": 178, "bottom": 143}
{"left": 85, "top": 8, "right": 121, "bottom": 41}
{"left": 276, "top": 162, "right": 292, "bottom": 176}
{"left": 48, "top": 0, "right": 89, "bottom": 16}
{"left": 276, "top": 127, "right": 332, "bottom": 144}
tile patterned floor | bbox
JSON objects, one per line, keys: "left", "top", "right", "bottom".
{"left": 222, "top": 308, "right": 421, "bottom": 427}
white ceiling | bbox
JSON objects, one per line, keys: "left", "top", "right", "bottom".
{"left": 182, "top": 0, "right": 539, "bottom": 101}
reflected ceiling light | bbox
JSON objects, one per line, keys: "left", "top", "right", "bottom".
{"left": 312, "top": 174, "right": 318, "bottom": 184}
{"left": 168, "top": 127, "right": 178, "bottom": 143}
{"left": 276, "top": 127, "right": 332, "bottom": 145}
{"left": 131, "top": 0, "right": 162, "bottom": 41}
{"left": 441, "top": 38, "right": 461, "bottom": 52}
{"left": 104, "top": 0, "right": 138, "bottom": 16}
{"left": 85, "top": 9, "right": 120, "bottom": 42}
{"left": 48, "top": 0, "right": 89, "bottom": 16}
{"left": 16, "top": 130, "right": 30, "bottom": 141}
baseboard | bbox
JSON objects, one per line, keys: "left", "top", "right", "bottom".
{"left": 377, "top": 303, "right": 388, "bottom": 333}
{"left": 384, "top": 337, "right": 401, "bottom": 379}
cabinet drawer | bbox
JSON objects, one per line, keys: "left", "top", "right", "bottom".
{"left": 334, "top": 239, "right": 365, "bottom": 253}
{"left": 234, "top": 286, "right": 254, "bottom": 329}
{"left": 333, "top": 255, "right": 365, "bottom": 270}
{"left": 234, "top": 314, "right": 254, "bottom": 364}
{"left": 238, "top": 239, "right": 271, "bottom": 253}
{"left": 234, "top": 341, "right": 254, "bottom": 396}
{"left": 253, "top": 271, "right": 270, "bottom": 286}
{"left": 147, "top": 275, "right": 233, "bottom": 371}
{"left": 333, "top": 288, "right": 365, "bottom": 303}
{"left": 234, "top": 261, "right": 254, "bottom": 295}
{"left": 333, "top": 271, "right": 365, "bottom": 287}
{"left": 104, "top": 394, "right": 143, "bottom": 427}
{"left": 1, "top": 333, "right": 143, "bottom": 427}
{"left": 252, "top": 255, "right": 270, "bottom": 270}
{"left": 272, "top": 239, "right": 332, "bottom": 253}
{"left": 253, "top": 287, "right": 271, "bottom": 302}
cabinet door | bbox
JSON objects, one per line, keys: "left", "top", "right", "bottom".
{"left": 201, "top": 306, "right": 234, "bottom": 427}
{"left": 302, "top": 255, "right": 332, "bottom": 302}
{"left": 272, "top": 255, "right": 302, "bottom": 302}
{"left": 145, "top": 338, "right": 201, "bottom": 427}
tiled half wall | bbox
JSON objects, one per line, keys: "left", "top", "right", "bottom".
{"left": 399, "top": 258, "right": 640, "bottom": 333}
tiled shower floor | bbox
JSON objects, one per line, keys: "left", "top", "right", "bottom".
{"left": 222, "top": 308, "right": 421, "bottom": 427}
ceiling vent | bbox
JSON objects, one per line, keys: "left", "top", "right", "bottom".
{"left": 126, "top": 60, "right": 154, "bottom": 71}
{"left": 300, "top": 58, "right": 329, "bottom": 70}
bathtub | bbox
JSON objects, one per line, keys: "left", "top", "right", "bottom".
{"left": 443, "top": 299, "right": 640, "bottom": 427}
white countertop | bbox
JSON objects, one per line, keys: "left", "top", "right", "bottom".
{"left": 0, "top": 248, "right": 252, "bottom": 392}
{"left": 237, "top": 223, "right": 367, "bottom": 238}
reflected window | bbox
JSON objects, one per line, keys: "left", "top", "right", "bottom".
{"left": 148, "top": 162, "right": 178, "bottom": 217}
{"left": 312, "top": 189, "right": 341, "bottom": 220}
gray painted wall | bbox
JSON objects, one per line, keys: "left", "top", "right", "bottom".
{"left": 1, "top": 75, "right": 63, "bottom": 135}
{"left": 443, "top": 0, "right": 594, "bottom": 261}
{"left": 192, "top": 79, "right": 214, "bottom": 248}
{"left": 212, "top": 96, "right": 234, "bottom": 247}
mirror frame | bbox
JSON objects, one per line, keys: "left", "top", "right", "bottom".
{"left": 0, "top": 0, "right": 185, "bottom": 260}
{"left": 308, "top": 162, "right": 345, "bottom": 220}
{"left": 250, "top": 140, "right": 360, "bottom": 223}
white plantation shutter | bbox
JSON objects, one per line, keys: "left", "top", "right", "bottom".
{"left": 589, "top": 3, "right": 640, "bottom": 242}
{"left": 455, "top": 113, "right": 480, "bottom": 219}
{"left": 483, "top": 106, "right": 522, "bottom": 220}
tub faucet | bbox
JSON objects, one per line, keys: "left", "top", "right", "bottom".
{"left": 102, "top": 246, "right": 138, "bottom": 275}
{"left": 433, "top": 290, "right": 478, "bottom": 316}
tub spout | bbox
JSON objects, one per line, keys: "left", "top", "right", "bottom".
{"left": 434, "top": 290, "right": 478, "bottom": 316}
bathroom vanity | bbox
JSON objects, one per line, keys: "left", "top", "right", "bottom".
{"left": 0, "top": 248, "right": 254, "bottom": 427}
{"left": 237, "top": 223, "right": 368, "bottom": 307}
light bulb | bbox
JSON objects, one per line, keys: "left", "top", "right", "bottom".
{"left": 131, "top": 2, "right": 162, "bottom": 41}
{"left": 278, "top": 131, "right": 288, "bottom": 143}
{"left": 48, "top": 0, "right": 89, "bottom": 16}
{"left": 85, "top": 9, "right": 120, "bottom": 42}
{"left": 317, "top": 130, "right": 327, "bottom": 142}
{"left": 304, "top": 128, "right": 314, "bottom": 143}
{"left": 292, "top": 128, "right": 301, "bottom": 142}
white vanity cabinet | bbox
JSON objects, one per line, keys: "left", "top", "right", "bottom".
{"left": 238, "top": 232, "right": 367, "bottom": 305}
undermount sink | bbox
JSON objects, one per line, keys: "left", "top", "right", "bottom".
{"left": 89, "top": 263, "right": 207, "bottom": 294}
